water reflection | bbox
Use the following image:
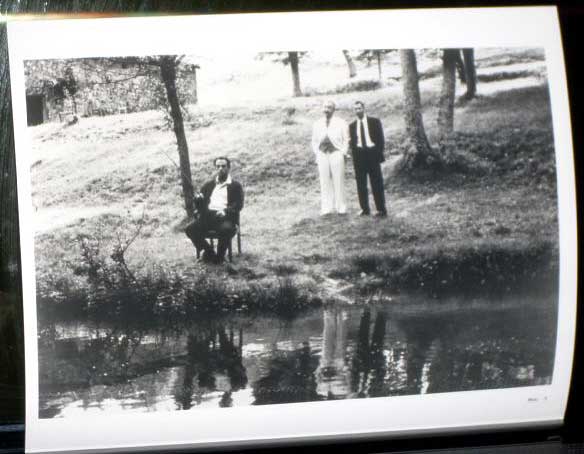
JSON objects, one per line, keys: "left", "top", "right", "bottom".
{"left": 38, "top": 297, "right": 556, "bottom": 418}
{"left": 174, "top": 326, "right": 247, "bottom": 410}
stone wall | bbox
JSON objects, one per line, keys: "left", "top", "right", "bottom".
{"left": 25, "top": 58, "right": 198, "bottom": 123}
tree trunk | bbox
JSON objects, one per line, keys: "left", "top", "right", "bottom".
{"left": 376, "top": 51, "right": 382, "bottom": 83}
{"left": 342, "top": 50, "right": 357, "bottom": 78}
{"left": 400, "top": 50, "right": 433, "bottom": 160}
{"left": 288, "top": 51, "right": 302, "bottom": 97}
{"left": 192, "top": 67, "right": 198, "bottom": 105}
{"left": 462, "top": 48, "right": 477, "bottom": 100}
{"left": 159, "top": 56, "right": 195, "bottom": 218}
{"left": 437, "top": 48, "right": 458, "bottom": 139}
{"left": 455, "top": 50, "right": 466, "bottom": 84}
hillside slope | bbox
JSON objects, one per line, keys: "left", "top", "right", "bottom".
{"left": 30, "top": 50, "right": 557, "bottom": 301}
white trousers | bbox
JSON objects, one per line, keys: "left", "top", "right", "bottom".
{"left": 317, "top": 150, "right": 347, "bottom": 214}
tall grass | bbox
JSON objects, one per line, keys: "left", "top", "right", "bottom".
{"left": 336, "top": 241, "right": 558, "bottom": 297}
{"left": 36, "top": 228, "right": 320, "bottom": 326}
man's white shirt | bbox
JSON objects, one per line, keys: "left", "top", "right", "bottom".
{"left": 356, "top": 115, "right": 375, "bottom": 148}
{"left": 311, "top": 116, "right": 349, "bottom": 156}
{"left": 208, "top": 175, "right": 232, "bottom": 212}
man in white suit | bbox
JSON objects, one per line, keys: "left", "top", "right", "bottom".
{"left": 311, "top": 101, "right": 349, "bottom": 215}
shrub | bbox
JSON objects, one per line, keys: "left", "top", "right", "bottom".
{"left": 36, "top": 226, "right": 320, "bottom": 327}
{"left": 304, "top": 79, "right": 381, "bottom": 97}
{"left": 347, "top": 242, "right": 558, "bottom": 297}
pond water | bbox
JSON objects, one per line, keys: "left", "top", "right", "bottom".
{"left": 38, "top": 296, "right": 556, "bottom": 418}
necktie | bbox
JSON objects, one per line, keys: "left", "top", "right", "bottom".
{"left": 360, "top": 120, "right": 366, "bottom": 148}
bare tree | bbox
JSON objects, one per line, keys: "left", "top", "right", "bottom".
{"left": 257, "top": 51, "right": 306, "bottom": 97}
{"left": 375, "top": 50, "right": 383, "bottom": 83}
{"left": 159, "top": 56, "right": 195, "bottom": 217}
{"left": 461, "top": 48, "right": 477, "bottom": 100}
{"left": 400, "top": 49, "right": 433, "bottom": 167}
{"left": 97, "top": 55, "right": 196, "bottom": 217}
{"left": 356, "top": 49, "right": 396, "bottom": 84}
{"left": 342, "top": 50, "right": 357, "bottom": 78}
{"left": 437, "top": 49, "right": 458, "bottom": 140}
{"left": 288, "top": 51, "right": 302, "bottom": 97}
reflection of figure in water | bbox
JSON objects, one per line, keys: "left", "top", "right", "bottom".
{"left": 253, "top": 341, "right": 320, "bottom": 405}
{"left": 219, "top": 391, "right": 233, "bottom": 408}
{"left": 315, "top": 307, "right": 351, "bottom": 399}
{"left": 174, "top": 325, "right": 247, "bottom": 410}
{"left": 175, "top": 333, "right": 213, "bottom": 410}
{"left": 350, "top": 309, "right": 388, "bottom": 398}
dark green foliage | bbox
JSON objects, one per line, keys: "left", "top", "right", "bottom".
{"left": 305, "top": 79, "right": 381, "bottom": 97}
{"left": 52, "top": 66, "right": 78, "bottom": 100}
{"left": 346, "top": 242, "right": 558, "bottom": 297}
{"left": 477, "top": 70, "right": 541, "bottom": 83}
{"left": 252, "top": 343, "right": 321, "bottom": 405}
{"left": 443, "top": 128, "right": 557, "bottom": 186}
{"left": 391, "top": 102, "right": 556, "bottom": 184}
{"left": 36, "top": 229, "right": 320, "bottom": 328}
{"left": 334, "top": 79, "right": 382, "bottom": 93}
{"left": 355, "top": 49, "right": 396, "bottom": 63}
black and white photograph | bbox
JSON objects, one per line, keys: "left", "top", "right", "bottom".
{"left": 7, "top": 8, "right": 577, "bottom": 453}
{"left": 26, "top": 46, "right": 561, "bottom": 418}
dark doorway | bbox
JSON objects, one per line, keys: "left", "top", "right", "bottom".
{"left": 26, "top": 95, "right": 45, "bottom": 126}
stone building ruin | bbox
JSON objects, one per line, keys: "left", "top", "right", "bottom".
{"left": 25, "top": 58, "right": 199, "bottom": 126}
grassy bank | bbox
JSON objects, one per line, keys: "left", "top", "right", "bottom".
{"left": 31, "top": 50, "right": 558, "bottom": 315}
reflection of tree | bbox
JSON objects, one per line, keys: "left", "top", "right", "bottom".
{"left": 425, "top": 310, "right": 556, "bottom": 394}
{"left": 174, "top": 325, "right": 247, "bottom": 410}
{"left": 426, "top": 338, "right": 457, "bottom": 394}
{"left": 400, "top": 319, "right": 436, "bottom": 395}
{"left": 55, "top": 327, "right": 146, "bottom": 389}
{"left": 350, "top": 308, "right": 371, "bottom": 396}
{"left": 366, "top": 312, "right": 388, "bottom": 397}
{"left": 252, "top": 342, "right": 321, "bottom": 405}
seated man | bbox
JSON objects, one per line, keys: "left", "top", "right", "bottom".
{"left": 185, "top": 157, "right": 244, "bottom": 263}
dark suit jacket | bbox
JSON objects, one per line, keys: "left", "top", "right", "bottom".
{"left": 200, "top": 178, "right": 244, "bottom": 223}
{"left": 349, "top": 116, "right": 385, "bottom": 163}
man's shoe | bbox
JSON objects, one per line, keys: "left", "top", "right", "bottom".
{"left": 374, "top": 211, "right": 387, "bottom": 218}
{"left": 359, "top": 210, "right": 370, "bottom": 216}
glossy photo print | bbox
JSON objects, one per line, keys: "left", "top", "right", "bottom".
{"left": 28, "top": 47, "right": 558, "bottom": 418}
{"left": 7, "top": 7, "right": 577, "bottom": 453}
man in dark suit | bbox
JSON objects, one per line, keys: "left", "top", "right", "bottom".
{"left": 349, "top": 101, "right": 387, "bottom": 217}
{"left": 185, "top": 157, "right": 244, "bottom": 263}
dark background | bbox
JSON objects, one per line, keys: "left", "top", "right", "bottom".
{"left": 0, "top": 1, "right": 582, "bottom": 453}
